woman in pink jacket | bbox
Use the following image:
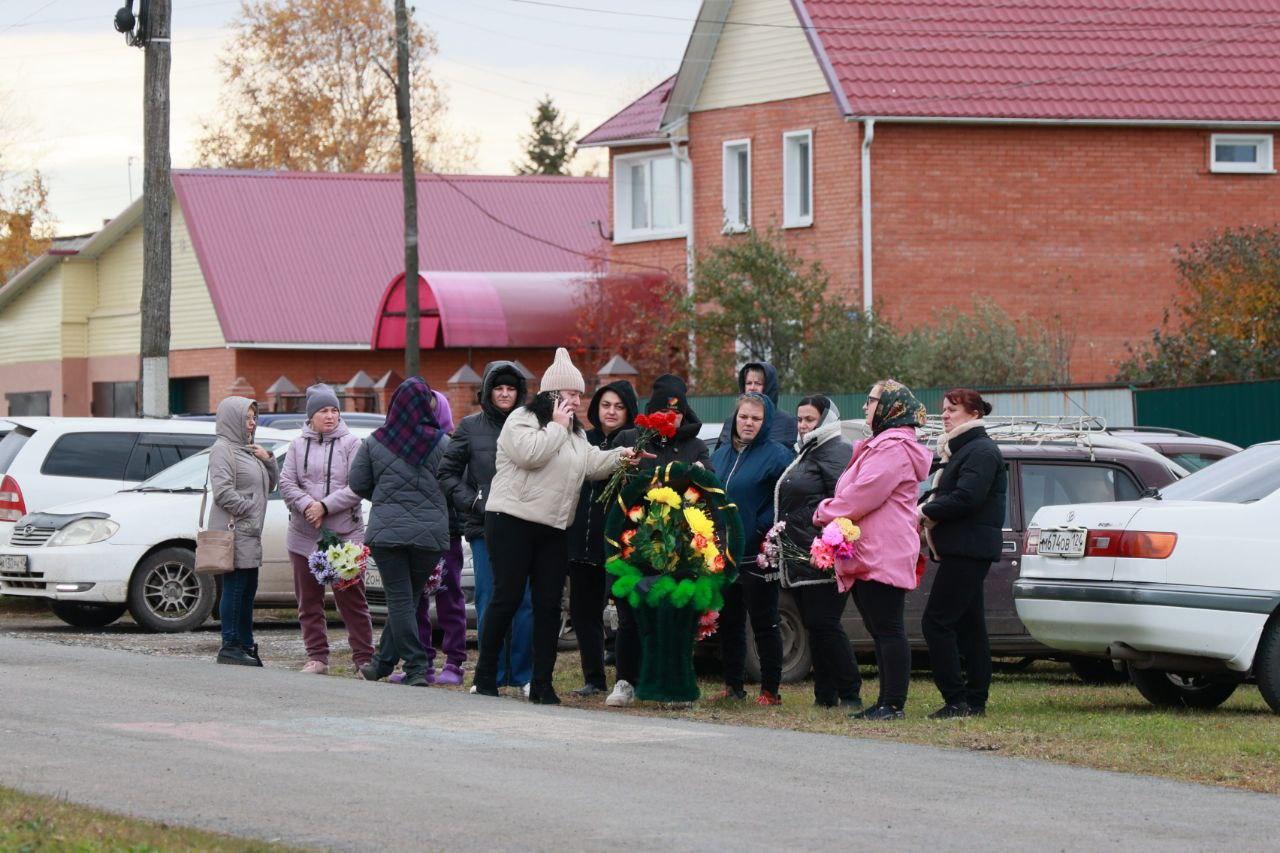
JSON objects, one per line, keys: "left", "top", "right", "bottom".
{"left": 814, "top": 380, "right": 931, "bottom": 720}
{"left": 278, "top": 384, "right": 375, "bottom": 675}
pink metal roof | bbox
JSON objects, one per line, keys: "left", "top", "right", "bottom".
{"left": 579, "top": 75, "right": 677, "bottom": 146}
{"left": 800, "top": 0, "right": 1280, "bottom": 121}
{"left": 171, "top": 170, "right": 608, "bottom": 347}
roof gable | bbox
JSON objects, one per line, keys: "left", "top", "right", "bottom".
{"left": 579, "top": 76, "right": 678, "bottom": 147}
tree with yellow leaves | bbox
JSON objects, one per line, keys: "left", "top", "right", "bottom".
{"left": 197, "top": 0, "right": 472, "bottom": 173}
{"left": 0, "top": 168, "right": 52, "bottom": 285}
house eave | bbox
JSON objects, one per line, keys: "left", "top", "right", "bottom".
{"left": 841, "top": 114, "right": 1280, "bottom": 128}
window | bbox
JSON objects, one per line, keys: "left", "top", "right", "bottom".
{"left": 1159, "top": 444, "right": 1280, "bottom": 503}
{"left": 1164, "top": 452, "right": 1228, "bottom": 473}
{"left": 170, "top": 377, "right": 210, "bottom": 415}
{"left": 123, "top": 434, "right": 216, "bottom": 481}
{"left": 613, "top": 152, "right": 690, "bottom": 243}
{"left": 5, "top": 392, "right": 50, "bottom": 417}
{"left": 722, "top": 139, "right": 751, "bottom": 232}
{"left": 1019, "top": 463, "right": 1141, "bottom": 524}
{"left": 41, "top": 432, "right": 140, "bottom": 480}
{"left": 783, "top": 130, "right": 813, "bottom": 228}
{"left": 0, "top": 428, "right": 33, "bottom": 475}
{"left": 92, "top": 382, "right": 138, "bottom": 418}
{"left": 1210, "top": 134, "right": 1274, "bottom": 174}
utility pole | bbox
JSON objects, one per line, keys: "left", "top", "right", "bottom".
{"left": 115, "top": 0, "right": 171, "bottom": 417}
{"left": 393, "top": 0, "right": 420, "bottom": 378}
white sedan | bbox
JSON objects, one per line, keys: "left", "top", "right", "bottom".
{"left": 1014, "top": 442, "right": 1280, "bottom": 713}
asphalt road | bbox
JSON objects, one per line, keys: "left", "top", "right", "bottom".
{"left": 1, "top": 636, "right": 1277, "bottom": 852}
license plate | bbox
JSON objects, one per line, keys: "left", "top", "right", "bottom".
{"left": 1038, "top": 529, "right": 1087, "bottom": 558}
{"left": 0, "top": 554, "right": 29, "bottom": 574}
{"left": 363, "top": 568, "right": 382, "bottom": 590}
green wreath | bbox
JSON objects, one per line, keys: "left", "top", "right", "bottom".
{"left": 603, "top": 462, "right": 744, "bottom": 612}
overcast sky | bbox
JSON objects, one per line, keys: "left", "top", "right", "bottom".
{"left": 5, "top": 0, "right": 700, "bottom": 235}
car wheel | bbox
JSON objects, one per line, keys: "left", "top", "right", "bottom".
{"left": 1068, "top": 655, "right": 1129, "bottom": 685}
{"left": 1129, "top": 667, "right": 1238, "bottom": 710}
{"left": 127, "top": 547, "right": 216, "bottom": 633}
{"left": 744, "top": 591, "right": 812, "bottom": 685}
{"left": 1254, "top": 617, "right": 1280, "bottom": 714}
{"left": 48, "top": 601, "right": 128, "bottom": 629}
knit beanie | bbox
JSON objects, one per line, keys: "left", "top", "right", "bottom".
{"left": 305, "top": 383, "right": 342, "bottom": 421}
{"left": 539, "top": 347, "right": 585, "bottom": 393}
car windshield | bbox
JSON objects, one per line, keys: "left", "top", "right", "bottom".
{"left": 131, "top": 441, "right": 283, "bottom": 491}
{"left": 1158, "top": 444, "right": 1280, "bottom": 503}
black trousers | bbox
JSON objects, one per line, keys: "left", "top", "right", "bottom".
{"left": 569, "top": 559, "right": 608, "bottom": 689}
{"left": 852, "top": 579, "right": 910, "bottom": 709}
{"left": 475, "top": 512, "right": 569, "bottom": 691}
{"left": 369, "top": 546, "right": 441, "bottom": 680}
{"left": 795, "top": 582, "right": 861, "bottom": 704}
{"left": 720, "top": 572, "right": 783, "bottom": 694}
{"left": 613, "top": 596, "right": 641, "bottom": 685}
{"left": 922, "top": 555, "right": 993, "bottom": 709}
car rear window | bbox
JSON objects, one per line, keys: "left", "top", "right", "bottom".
{"left": 0, "top": 427, "right": 33, "bottom": 475}
{"left": 1159, "top": 444, "right": 1280, "bottom": 503}
{"left": 1020, "top": 463, "right": 1141, "bottom": 522}
{"left": 1164, "top": 452, "right": 1225, "bottom": 473}
{"left": 123, "top": 433, "right": 217, "bottom": 481}
{"left": 40, "top": 432, "right": 140, "bottom": 480}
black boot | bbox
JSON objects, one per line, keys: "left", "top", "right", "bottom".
{"left": 245, "top": 643, "right": 264, "bottom": 667}
{"left": 527, "top": 683, "right": 561, "bottom": 705}
{"left": 217, "top": 642, "right": 258, "bottom": 666}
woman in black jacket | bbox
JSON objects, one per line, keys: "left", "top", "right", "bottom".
{"left": 774, "top": 396, "right": 860, "bottom": 709}
{"left": 437, "top": 361, "right": 534, "bottom": 693}
{"left": 920, "top": 388, "right": 1007, "bottom": 719}
{"left": 566, "top": 379, "right": 637, "bottom": 697}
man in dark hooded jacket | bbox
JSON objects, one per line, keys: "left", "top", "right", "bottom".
{"left": 715, "top": 362, "right": 798, "bottom": 449}
{"left": 566, "top": 379, "right": 638, "bottom": 696}
{"left": 438, "top": 361, "right": 534, "bottom": 691}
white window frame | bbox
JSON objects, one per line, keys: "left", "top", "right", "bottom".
{"left": 722, "top": 138, "right": 752, "bottom": 233}
{"left": 612, "top": 150, "right": 691, "bottom": 244}
{"left": 1209, "top": 133, "right": 1275, "bottom": 174}
{"left": 783, "top": 129, "right": 814, "bottom": 228}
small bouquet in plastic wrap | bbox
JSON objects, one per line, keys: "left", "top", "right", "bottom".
{"left": 808, "top": 518, "right": 861, "bottom": 571}
{"left": 307, "top": 528, "right": 370, "bottom": 591}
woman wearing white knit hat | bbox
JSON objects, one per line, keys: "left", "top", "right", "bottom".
{"left": 474, "top": 348, "right": 648, "bottom": 704}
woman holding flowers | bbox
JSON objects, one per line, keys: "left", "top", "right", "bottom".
{"left": 711, "top": 393, "right": 794, "bottom": 705}
{"left": 474, "top": 349, "right": 646, "bottom": 705}
{"left": 279, "top": 384, "right": 374, "bottom": 676}
{"left": 618, "top": 375, "right": 712, "bottom": 470}
{"left": 349, "top": 377, "right": 451, "bottom": 686}
{"left": 814, "top": 380, "right": 932, "bottom": 720}
{"left": 773, "top": 396, "right": 860, "bottom": 709}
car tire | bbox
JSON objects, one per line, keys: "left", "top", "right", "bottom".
{"left": 1068, "top": 655, "right": 1129, "bottom": 685}
{"left": 1129, "top": 667, "right": 1238, "bottom": 710}
{"left": 48, "top": 601, "right": 128, "bottom": 629}
{"left": 1254, "top": 617, "right": 1280, "bottom": 715}
{"left": 127, "top": 547, "right": 216, "bottom": 633}
{"left": 744, "top": 590, "right": 812, "bottom": 685}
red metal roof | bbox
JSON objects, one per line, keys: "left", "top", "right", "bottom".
{"left": 372, "top": 271, "right": 666, "bottom": 349}
{"left": 579, "top": 75, "right": 677, "bottom": 146}
{"left": 171, "top": 170, "right": 608, "bottom": 347}
{"left": 801, "top": 0, "right": 1280, "bottom": 121}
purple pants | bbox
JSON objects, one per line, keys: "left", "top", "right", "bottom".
{"left": 415, "top": 535, "right": 467, "bottom": 671}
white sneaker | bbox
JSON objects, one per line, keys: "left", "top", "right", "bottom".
{"left": 606, "top": 680, "right": 635, "bottom": 707}
{"left": 522, "top": 683, "right": 531, "bottom": 700}
{"left": 469, "top": 685, "right": 478, "bottom": 694}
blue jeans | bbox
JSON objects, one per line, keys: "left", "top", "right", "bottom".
{"left": 219, "top": 568, "right": 259, "bottom": 647}
{"left": 471, "top": 537, "right": 533, "bottom": 686}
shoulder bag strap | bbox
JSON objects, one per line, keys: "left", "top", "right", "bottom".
{"left": 198, "top": 462, "right": 211, "bottom": 532}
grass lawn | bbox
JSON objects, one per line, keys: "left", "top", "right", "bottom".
{"left": 0, "top": 786, "right": 298, "bottom": 851}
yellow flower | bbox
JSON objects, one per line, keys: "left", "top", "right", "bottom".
{"left": 702, "top": 542, "right": 721, "bottom": 568}
{"left": 835, "top": 517, "right": 861, "bottom": 541}
{"left": 683, "top": 507, "right": 715, "bottom": 539}
{"left": 645, "top": 486, "right": 682, "bottom": 509}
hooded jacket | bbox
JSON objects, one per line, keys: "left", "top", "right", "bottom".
{"left": 568, "top": 380, "right": 638, "bottom": 564}
{"left": 921, "top": 423, "right": 1007, "bottom": 561}
{"left": 774, "top": 405, "right": 854, "bottom": 587}
{"left": 616, "top": 374, "right": 712, "bottom": 469}
{"left": 814, "top": 426, "right": 933, "bottom": 593}
{"left": 710, "top": 394, "right": 795, "bottom": 568}
{"left": 207, "top": 396, "right": 280, "bottom": 568}
{"left": 348, "top": 432, "right": 451, "bottom": 552}
{"left": 438, "top": 361, "right": 528, "bottom": 540}
{"left": 715, "top": 362, "right": 798, "bottom": 450}
{"left": 279, "top": 419, "right": 364, "bottom": 555}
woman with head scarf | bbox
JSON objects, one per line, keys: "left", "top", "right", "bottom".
{"left": 814, "top": 380, "right": 932, "bottom": 720}
{"left": 774, "top": 395, "right": 860, "bottom": 709}
{"left": 349, "top": 377, "right": 451, "bottom": 686}
{"left": 208, "top": 395, "right": 279, "bottom": 666}
{"left": 473, "top": 348, "right": 646, "bottom": 705}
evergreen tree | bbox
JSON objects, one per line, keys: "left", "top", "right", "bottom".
{"left": 515, "top": 96, "right": 578, "bottom": 175}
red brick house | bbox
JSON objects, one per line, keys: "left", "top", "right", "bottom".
{"left": 579, "top": 0, "right": 1280, "bottom": 382}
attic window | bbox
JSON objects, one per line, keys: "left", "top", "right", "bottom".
{"left": 1210, "top": 134, "right": 1274, "bottom": 174}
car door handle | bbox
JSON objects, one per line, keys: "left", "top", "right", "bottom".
{"left": 1002, "top": 541, "right": 1018, "bottom": 554}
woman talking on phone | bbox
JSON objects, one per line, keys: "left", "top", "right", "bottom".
{"left": 472, "top": 349, "right": 648, "bottom": 704}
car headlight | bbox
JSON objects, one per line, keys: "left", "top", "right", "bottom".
{"left": 48, "top": 519, "right": 120, "bottom": 547}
